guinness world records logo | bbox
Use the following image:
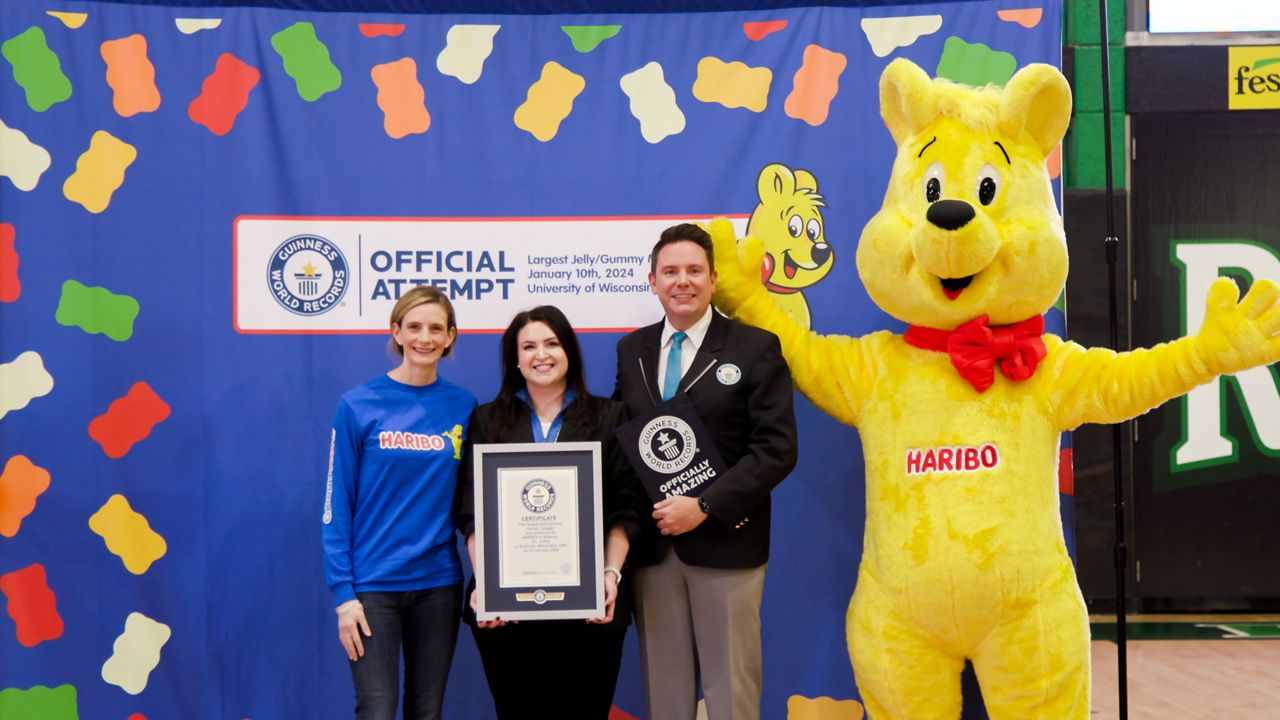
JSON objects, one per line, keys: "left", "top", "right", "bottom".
{"left": 638, "top": 415, "right": 697, "bottom": 473}
{"left": 521, "top": 479, "right": 556, "bottom": 512}
{"left": 267, "top": 234, "right": 349, "bottom": 316}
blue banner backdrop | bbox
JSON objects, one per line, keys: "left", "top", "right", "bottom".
{"left": 0, "top": 1, "right": 1064, "bottom": 717}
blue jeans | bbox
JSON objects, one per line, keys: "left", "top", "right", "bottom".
{"left": 349, "top": 585, "right": 462, "bottom": 720}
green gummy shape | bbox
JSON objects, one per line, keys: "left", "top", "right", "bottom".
{"left": 935, "top": 36, "right": 1017, "bottom": 88}
{"left": 270, "top": 22, "right": 342, "bottom": 102}
{"left": 1053, "top": 289, "right": 1066, "bottom": 314}
{"left": 561, "top": 25, "right": 622, "bottom": 53}
{"left": 55, "top": 280, "right": 140, "bottom": 342}
{"left": 1, "top": 27, "right": 73, "bottom": 112}
{"left": 0, "top": 684, "right": 78, "bottom": 720}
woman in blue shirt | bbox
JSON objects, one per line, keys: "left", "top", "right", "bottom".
{"left": 457, "top": 305, "right": 645, "bottom": 718}
{"left": 322, "top": 285, "right": 477, "bottom": 720}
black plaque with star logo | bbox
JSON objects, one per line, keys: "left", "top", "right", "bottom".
{"left": 614, "top": 394, "right": 726, "bottom": 503}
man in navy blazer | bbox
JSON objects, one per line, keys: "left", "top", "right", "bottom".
{"left": 613, "top": 222, "right": 798, "bottom": 720}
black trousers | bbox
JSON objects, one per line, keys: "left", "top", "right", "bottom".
{"left": 470, "top": 619, "right": 627, "bottom": 719}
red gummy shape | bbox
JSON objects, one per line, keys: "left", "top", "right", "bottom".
{"left": 88, "top": 381, "right": 172, "bottom": 459}
{"left": 0, "top": 223, "right": 18, "bottom": 303}
{"left": 608, "top": 707, "right": 640, "bottom": 720}
{"left": 1058, "top": 447, "right": 1074, "bottom": 496}
{"left": 128, "top": 714, "right": 147, "bottom": 720}
{"left": 0, "top": 564, "right": 64, "bottom": 647}
{"left": 743, "top": 20, "right": 788, "bottom": 41}
{"left": 188, "top": 53, "right": 261, "bottom": 136}
{"left": 359, "top": 23, "right": 405, "bottom": 38}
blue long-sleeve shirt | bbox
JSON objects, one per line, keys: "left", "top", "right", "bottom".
{"left": 322, "top": 374, "right": 477, "bottom": 605}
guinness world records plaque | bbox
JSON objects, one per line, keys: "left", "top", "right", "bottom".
{"left": 473, "top": 442, "right": 604, "bottom": 621}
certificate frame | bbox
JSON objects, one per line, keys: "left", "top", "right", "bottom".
{"left": 473, "top": 441, "right": 604, "bottom": 621}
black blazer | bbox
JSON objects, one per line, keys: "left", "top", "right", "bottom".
{"left": 612, "top": 310, "right": 798, "bottom": 570}
{"left": 456, "top": 394, "right": 646, "bottom": 630}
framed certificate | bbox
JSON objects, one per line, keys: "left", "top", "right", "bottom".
{"left": 473, "top": 442, "right": 604, "bottom": 621}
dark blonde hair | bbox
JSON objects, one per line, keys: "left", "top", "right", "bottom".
{"left": 388, "top": 285, "right": 457, "bottom": 357}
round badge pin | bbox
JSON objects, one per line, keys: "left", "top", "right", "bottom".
{"left": 716, "top": 363, "right": 742, "bottom": 385}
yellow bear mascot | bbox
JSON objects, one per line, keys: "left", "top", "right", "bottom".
{"left": 709, "top": 59, "right": 1280, "bottom": 719}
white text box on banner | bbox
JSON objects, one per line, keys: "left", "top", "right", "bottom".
{"left": 233, "top": 216, "right": 749, "bottom": 334}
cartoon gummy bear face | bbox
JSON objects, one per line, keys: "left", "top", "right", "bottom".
{"left": 748, "top": 163, "right": 833, "bottom": 292}
{"left": 855, "top": 59, "right": 1072, "bottom": 329}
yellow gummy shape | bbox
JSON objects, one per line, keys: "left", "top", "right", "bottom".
{"left": 692, "top": 57, "right": 771, "bottom": 112}
{"left": 88, "top": 494, "right": 166, "bottom": 574}
{"left": 47, "top": 12, "right": 88, "bottom": 30}
{"left": 787, "top": 695, "right": 865, "bottom": 719}
{"left": 101, "top": 612, "right": 171, "bottom": 695}
{"left": 513, "top": 62, "right": 585, "bottom": 142}
{"left": 63, "top": 131, "right": 136, "bottom": 214}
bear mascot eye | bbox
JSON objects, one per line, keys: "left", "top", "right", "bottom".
{"left": 977, "top": 163, "right": 1000, "bottom": 206}
{"left": 788, "top": 214, "right": 804, "bottom": 238}
{"left": 923, "top": 161, "right": 945, "bottom": 203}
{"left": 806, "top": 218, "right": 821, "bottom": 242}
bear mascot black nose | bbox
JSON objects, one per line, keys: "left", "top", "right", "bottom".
{"left": 926, "top": 199, "right": 975, "bottom": 231}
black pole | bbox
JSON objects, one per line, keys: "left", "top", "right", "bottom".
{"left": 1095, "top": 0, "right": 1129, "bottom": 718}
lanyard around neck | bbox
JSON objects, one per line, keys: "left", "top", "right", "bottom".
{"left": 518, "top": 388, "right": 574, "bottom": 443}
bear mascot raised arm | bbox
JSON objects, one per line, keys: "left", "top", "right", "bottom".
{"left": 708, "top": 58, "right": 1280, "bottom": 719}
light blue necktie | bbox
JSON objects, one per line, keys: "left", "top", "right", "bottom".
{"left": 662, "top": 331, "right": 687, "bottom": 401}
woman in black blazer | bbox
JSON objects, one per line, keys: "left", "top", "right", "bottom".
{"left": 456, "top": 305, "right": 645, "bottom": 719}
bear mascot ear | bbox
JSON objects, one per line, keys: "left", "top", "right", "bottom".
{"left": 998, "top": 64, "right": 1073, "bottom": 156}
{"left": 794, "top": 169, "right": 818, "bottom": 193}
{"left": 879, "top": 58, "right": 938, "bottom": 145}
{"left": 758, "top": 163, "right": 797, "bottom": 202}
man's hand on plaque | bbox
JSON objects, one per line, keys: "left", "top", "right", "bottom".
{"left": 653, "top": 495, "right": 708, "bottom": 536}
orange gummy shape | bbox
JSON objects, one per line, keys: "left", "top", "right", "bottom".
{"left": 370, "top": 57, "right": 430, "bottom": 139}
{"left": 100, "top": 34, "right": 161, "bottom": 117}
{"left": 997, "top": 8, "right": 1043, "bottom": 29}
{"left": 0, "top": 455, "right": 50, "bottom": 537}
{"left": 784, "top": 45, "right": 847, "bottom": 126}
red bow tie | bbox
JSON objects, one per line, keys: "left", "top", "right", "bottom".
{"left": 904, "top": 315, "right": 1047, "bottom": 393}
